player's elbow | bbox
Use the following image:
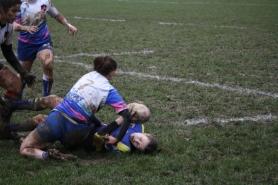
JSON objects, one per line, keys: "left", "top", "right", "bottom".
{"left": 119, "top": 109, "right": 132, "bottom": 123}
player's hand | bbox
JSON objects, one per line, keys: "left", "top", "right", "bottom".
{"left": 26, "top": 26, "right": 38, "bottom": 34}
{"left": 66, "top": 24, "right": 78, "bottom": 35}
{"left": 105, "top": 136, "right": 119, "bottom": 145}
{"left": 23, "top": 73, "right": 36, "bottom": 88}
{"left": 132, "top": 100, "right": 144, "bottom": 104}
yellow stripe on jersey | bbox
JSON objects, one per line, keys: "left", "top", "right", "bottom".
{"left": 93, "top": 133, "right": 105, "bottom": 151}
{"left": 116, "top": 142, "right": 130, "bottom": 152}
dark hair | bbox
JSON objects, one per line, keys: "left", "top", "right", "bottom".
{"left": 0, "top": 0, "right": 22, "bottom": 14}
{"left": 93, "top": 56, "right": 117, "bottom": 76}
{"left": 143, "top": 134, "right": 158, "bottom": 154}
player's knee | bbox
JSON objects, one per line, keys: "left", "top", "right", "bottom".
{"left": 43, "top": 61, "right": 54, "bottom": 72}
{"left": 33, "top": 114, "right": 47, "bottom": 125}
{"left": 45, "top": 95, "right": 62, "bottom": 108}
{"left": 19, "top": 145, "right": 26, "bottom": 156}
{"left": 0, "top": 66, "right": 22, "bottom": 93}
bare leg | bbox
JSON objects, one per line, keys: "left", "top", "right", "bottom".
{"left": 5, "top": 114, "right": 47, "bottom": 132}
{"left": 20, "top": 129, "right": 50, "bottom": 160}
{"left": 0, "top": 95, "right": 62, "bottom": 111}
{"left": 20, "top": 129, "right": 78, "bottom": 160}
{"left": 37, "top": 49, "right": 54, "bottom": 96}
{"left": 0, "top": 65, "right": 22, "bottom": 99}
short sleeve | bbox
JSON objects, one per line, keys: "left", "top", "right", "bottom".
{"left": 105, "top": 86, "right": 127, "bottom": 113}
{"left": 47, "top": 0, "right": 59, "bottom": 18}
{"left": 3, "top": 24, "right": 13, "bottom": 45}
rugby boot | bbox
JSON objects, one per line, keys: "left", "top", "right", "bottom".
{"left": 0, "top": 94, "right": 13, "bottom": 110}
{"left": 0, "top": 95, "right": 15, "bottom": 123}
{"left": 3, "top": 131, "right": 25, "bottom": 141}
{"left": 0, "top": 98, "right": 25, "bottom": 140}
{"left": 0, "top": 105, "right": 14, "bottom": 125}
{"left": 0, "top": 121, "right": 6, "bottom": 136}
{"left": 0, "top": 121, "right": 25, "bottom": 140}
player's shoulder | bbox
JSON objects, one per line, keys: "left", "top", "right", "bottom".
{"left": 1, "top": 23, "right": 13, "bottom": 33}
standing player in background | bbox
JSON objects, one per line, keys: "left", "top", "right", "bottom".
{"left": 13, "top": 0, "right": 78, "bottom": 98}
{"left": 0, "top": 0, "right": 36, "bottom": 140}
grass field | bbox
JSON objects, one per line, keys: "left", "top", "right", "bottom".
{"left": 0, "top": 0, "right": 278, "bottom": 184}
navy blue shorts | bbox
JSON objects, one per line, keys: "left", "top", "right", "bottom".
{"left": 35, "top": 110, "right": 90, "bottom": 147}
{"left": 17, "top": 40, "right": 53, "bottom": 61}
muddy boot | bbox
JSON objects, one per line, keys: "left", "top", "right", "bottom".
{"left": 0, "top": 121, "right": 7, "bottom": 139}
{"left": 0, "top": 95, "right": 13, "bottom": 112}
{"left": 0, "top": 121, "right": 25, "bottom": 141}
{"left": 0, "top": 104, "right": 14, "bottom": 126}
{"left": 47, "top": 149, "right": 78, "bottom": 161}
{"left": 0, "top": 98, "right": 25, "bottom": 141}
{"left": 5, "top": 132, "right": 25, "bottom": 141}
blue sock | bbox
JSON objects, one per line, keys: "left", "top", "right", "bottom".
{"left": 19, "top": 82, "right": 26, "bottom": 100}
{"left": 42, "top": 151, "right": 49, "bottom": 160}
{"left": 42, "top": 78, "right": 53, "bottom": 97}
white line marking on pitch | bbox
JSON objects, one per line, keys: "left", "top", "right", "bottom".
{"left": 68, "top": 16, "right": 125, "bottom": 22}
{"left": 54, "top": 56, "right": 278, "bottom": 99}
{"left": 159, "top": 22, "right": 247, "bottom": 29}
{"left": 117, "top": 0, "right": 278, "bottom": 6}
{"left": 179, "top": 114, "right": 277, "bottom": 125}
{"left": 120, "top": 71, "right": 278, "bottom": 98}
{"left": 55, "top": 50, "right": 154, "bottom": 59}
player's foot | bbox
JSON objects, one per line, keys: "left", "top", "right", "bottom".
{"left": 0, "top": 95, "right": 15, "bottom": 117}
{"left": 0, "top": 121, "right": 6, "bottom": 135}
{"left": 0, "top": 130, "right": 26, "bottom": 140}
{"left": 47, "top": 149, "right": 78, "bottom": 161}
{"left": 7, "top": 132, "right": 26, "bottom": 141}
{"left": 0, "top": 94, "right": 11, "bottom": 107}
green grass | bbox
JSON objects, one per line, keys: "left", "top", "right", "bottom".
{"left": 0, "top": 0, "right": 278, "bottom": 184}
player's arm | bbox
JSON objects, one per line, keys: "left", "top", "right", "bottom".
{"left": 13, "top": 22, "right": 38, "bottom": 34}
{"left": 53, "top": 13, "right": 78, "bottom": 35}
{"left": 0, "top": 44, "right": 36, "bottom": 87}
{"left": 98, "top": 116, "right": 123, "bottom": 136}
{"left": 90, "top": 114, "right": 106, "bottom": 127}
{"left": 105, "top": 109, "right": 132, "bottom": 145}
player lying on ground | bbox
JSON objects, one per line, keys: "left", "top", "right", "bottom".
{"left": 0, "top": 94, "right": 157, "bottom": 159}
{"left": 82, "top": 113, "right": 157, "bottom": 154}
{"left": 39, "top": 110, "right": 157, "bottom": 160}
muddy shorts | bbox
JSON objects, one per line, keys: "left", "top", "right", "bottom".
{"left": 35, "top": 110, "right": 90, "bottom": 147}
{"left": 17, "top": 40, "right": 53, "bottom": 61}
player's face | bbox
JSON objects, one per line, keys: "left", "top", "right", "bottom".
{"left": 1, "top": 4, "right": 20, "bottom": 24}
{"left": 130, "top": 133, "right": 150, "bottom": 152}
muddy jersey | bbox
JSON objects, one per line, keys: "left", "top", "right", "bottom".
{"left": 14, "top": 0, "right": 59, "bottom": 44}
{"left": 0, "top": 23, "right": 13, "bottom": 45}
{"left": 55, "top": 71, "right": 128, "bottom": 122}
